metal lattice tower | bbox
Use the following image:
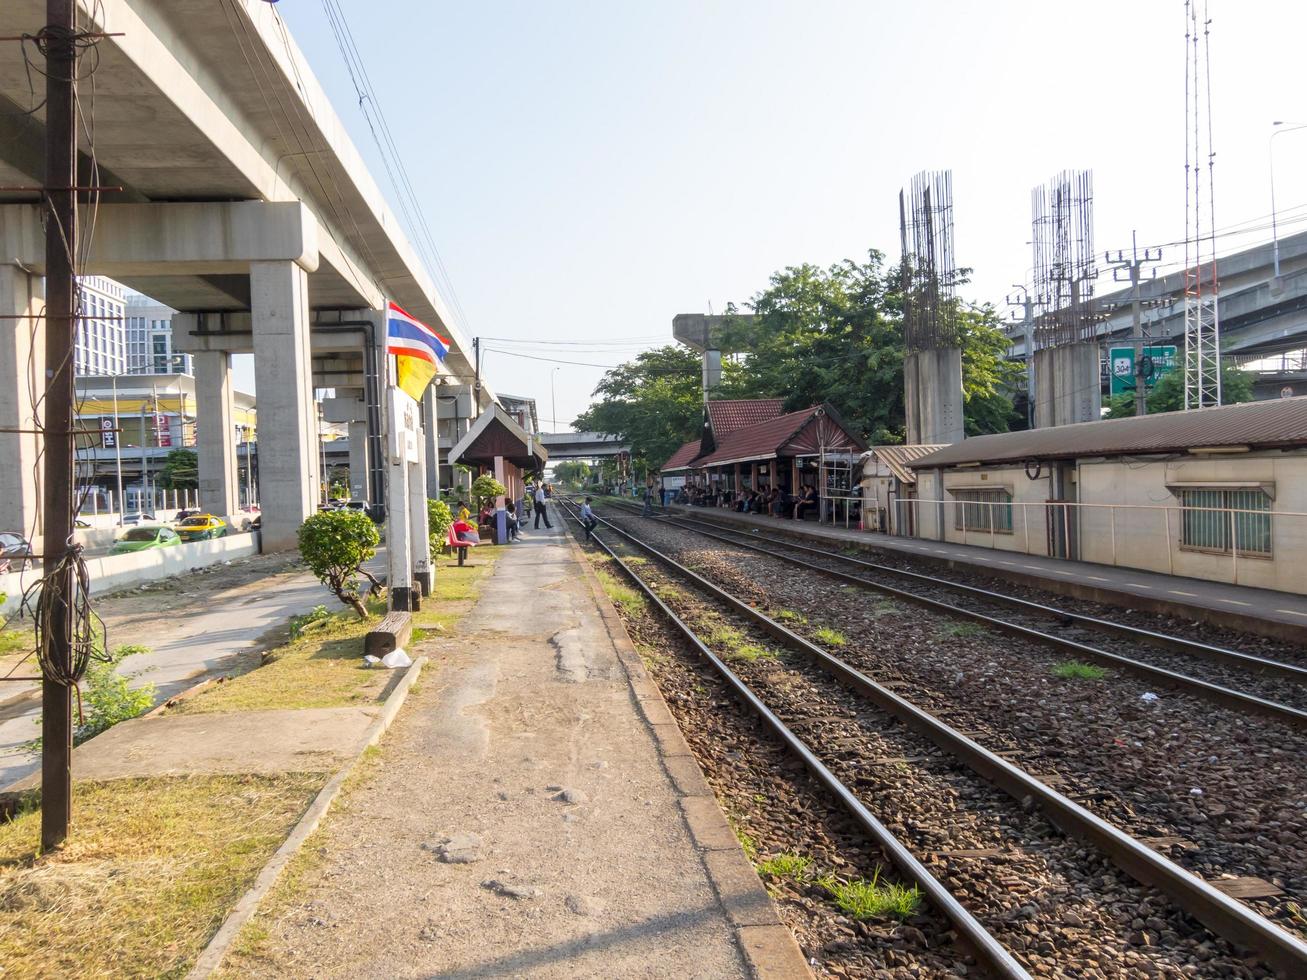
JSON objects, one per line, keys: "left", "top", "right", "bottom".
{"left": 899, "top": 170, "right": 960, "bottom": 353}
{"left": 1031, "top": 170, "right": 1098, "bottom": 350}
{"left": 1183, "top": 0, "right": 1221, "bottom": 408}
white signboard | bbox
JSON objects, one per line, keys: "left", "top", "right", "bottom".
{"left": 387, "top": 387, "right": 420, "bottom": 464}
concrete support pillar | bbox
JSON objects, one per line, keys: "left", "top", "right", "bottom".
{"left": 904, "top": 347, "right": 965, "bottom": 446}
{"left": 250, "top": 261, "right": 318, "bottom": 551}
{"left": 0, "top": 265, "right": 45, "bottom": 551}
{"left": 192, "top": 348, "right": 240, "bottom": 518}
{"left": 1033, "top": 343, "right": 1101, "bottom": 428}
{"left": 347, "top": 421, "right": 369, "bottom": 500}
{"left": 410, "top": 427, "right": 432, "bottom": 596}
{"left": 422, "top": 386, "right": 440, "bottom": 498}
{"left": 493, "top": 455, "right": 508, "bottom": 544}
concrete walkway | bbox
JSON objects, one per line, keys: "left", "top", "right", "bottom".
{"left": 663, "top": 505, "right": 1307, "bottom": 643}
{"left": 226, "top": 521, "right": 807, "bottom": 979}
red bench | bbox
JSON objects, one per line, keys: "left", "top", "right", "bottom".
{"left": 448, "top": 524, "right": 477, "bottom": 566}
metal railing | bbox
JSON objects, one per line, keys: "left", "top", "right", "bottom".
{"left": 888, "top": 496, "right": 1307, "bottom": 588}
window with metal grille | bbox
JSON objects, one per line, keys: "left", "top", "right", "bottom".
{"left": 1178, "top": 488, "right": 1272, "bottom": 556}
{"left": 952, "top": 489, "right": 1013, "bottom": 533}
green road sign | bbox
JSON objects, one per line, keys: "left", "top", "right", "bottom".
{"left": 1109, "top": 345, "right": 1178, "bottom": 394}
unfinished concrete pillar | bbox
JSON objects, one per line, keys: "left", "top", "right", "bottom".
{"left": 347, "top": 421, "right": 369, "bottom": 500}
{"left": 904, "top": 347, "right": 964, "bottom": 445}
{"left": 0, "top": 265, "right": 44, "bottom": 549}
{"left": 251, "top": 260, "right": 318, "bottom": 551}
{"left": 192, "top": 347, "right": 241, "bottom": 518}
{"left": 1033, "top": 343, "right": 1101, "bottom": 428}
{"left": 422, "top": 385, "right": 440, "bottom": 498}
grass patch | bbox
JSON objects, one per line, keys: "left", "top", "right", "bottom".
{"left": 819, "top": 869, "right": 921, "bottom": 920}
{"left": 596, "top": 569, "right": 647, "bottom": 615}
{"left": 1052, "top": 660, "right": 1108, "bottom": 681}
{"left": 870, "top": 599, "right": 899, "bottom": 618}
{"left": 938, "top": 621, "right": 986, "bottom": 639}
{"left": 775, "top": 609, "right": 807, "bottom": 625}
{"left": 813, "top": 626, "right": 848, "bottom": 647}
{"left": 732, "top": 822, "right": 758, "bottom": 862}
{"left": 756, "top": 852, "right": 813, "bottom": 881}
{"left": 706, "top": 624, "right": 775, "bottom": 663}
{"left": 0, "top": 772, "right": 324, "bottom": 978}
{"left": 174, "top": 605, "right": 384, "bottom": 714}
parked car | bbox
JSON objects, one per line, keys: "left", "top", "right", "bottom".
{"left": 120, "top": 512, "right": 157, "bottom": 527}
{"left": 174, "top": 514, "right": 228, "bottom": 542}
{"left": 0, "top": 531, "right": 33, "bottom": 573}
{"left": 344, "top": 499, "right": 368, "bottom": 513}
{"left": 111, "top": 525, "right": 181, "bottom": 555}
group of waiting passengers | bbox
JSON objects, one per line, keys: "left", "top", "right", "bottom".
{"left": 677, "top": 483, "right": 820, "bottom": 520}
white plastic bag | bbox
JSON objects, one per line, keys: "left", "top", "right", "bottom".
{"left": 381, "top": 648, "right": 413, "bottom": 669}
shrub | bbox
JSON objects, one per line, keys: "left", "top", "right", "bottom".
{"left": 30, "top": 644, "right": 155, "bottom": 750}
{"left": 297, "top": 510, "right": 382, "bottom": 618}
{"left": 470, "top": 474, "right": 507, "bottom": 513}
{"left": 289, "top": 605, "right": 332, "bottom": 640}
{"left": 427, "top": 498, "right": 453, "bottom": 552}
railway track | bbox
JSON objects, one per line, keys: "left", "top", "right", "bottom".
{"left": 559, "top": 498, "right": 1307, "bottom": 978}
{"left": 598, "top": 498, "right": 1307, "bottom": 727}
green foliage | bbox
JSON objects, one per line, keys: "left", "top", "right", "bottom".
{"left": 297, "top": 510, "right": 381, "bottom": 618}
{"left": 1105, "top": 360, "right": 1254, "bottom": 418}
{"left": 819, "top": 869, "right": 922, "bottom": 920}
{"left": 427, "top": 498, "right": 453, "bottom": 551}
{"left": 470, "top": 474, "right": 507, "bottom": 512}
{"left": 938, "top": 621, "right": 985, "bottom": 639}
{"left": 289, "top": 605, "right": 332, "bottom": 640}
{"left": 30, "top": 644, "right": 155, "bottom": 750}
{"left": 553, "top": 460, "right": 592, "bottom": 487}
{"left": 573, "top": 250, "right": 1023, "bottom": 460}
{"left": 813, "top": 626, "right": 848, "bottom": 647}
{"left": 158, "top": 448, "right": 199, "bottom": 490}
{"left": 1052, "top": 660, "right": 1108, "bottom": 681}
{"left": 756, "top": 853, "right": 814, "bottom": 880}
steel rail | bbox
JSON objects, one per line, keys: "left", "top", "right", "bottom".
{"left": 597, "top": 502, "right": 1307, "bottom": 730}
{"left": 555, "top": 501, "right": 1030, "bottom": 978}
{"left": 648, "top": 507, "right": 1307, "bottom": 684}
{"left": 569, "top": 501, "right": 1307, "bottom": 977}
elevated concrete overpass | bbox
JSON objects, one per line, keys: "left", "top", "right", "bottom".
{"left": 539, "top": 431, "right": 631, "bottom": 460}
{"left": 0, "top": 0, "right": 491, "bottom": 549}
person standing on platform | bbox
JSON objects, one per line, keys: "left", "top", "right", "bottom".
{"left": 534, "top": 483, "right": 553, "bottom": 529}
{"left": 579, "top": 496, "right": 599, "bottom": 541}
{"left": 659, "top": 484, "right": 668, "bottom": 510}
{"left": 642, "top": 481, "right": 654, "bottom": 516}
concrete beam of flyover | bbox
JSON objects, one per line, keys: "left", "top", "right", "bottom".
{"left": 672, "top": 313, "right": 756, "bottom": 354}
{"left": 0, "top": 0, "right": 490, "bottom": 402}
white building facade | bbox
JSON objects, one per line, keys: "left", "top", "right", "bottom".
{"left": 74, "top": 275, "right": 127, "bottom": 377}
{"left": 126, "top": 293, "right": 193, "bottom": 376}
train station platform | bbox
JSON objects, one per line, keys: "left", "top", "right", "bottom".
{"left": 228, "top": 519, "right": 810, "bottom": 978}
{"left": 661, "top": 504, "right": 1307, "bottom": 645}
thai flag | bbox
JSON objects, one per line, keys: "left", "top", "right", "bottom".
{"left": 386, "top": 301, "right": 450, "bottom": 364}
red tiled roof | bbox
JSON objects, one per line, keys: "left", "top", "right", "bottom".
{"left": 706, "top": 398, "right": 785, "bottom": 436}
{"left": 661, "top": 439, "right": 704, "bottom": 472}
{"left": 694, "top": 405, "right": 867, "bottom": 467}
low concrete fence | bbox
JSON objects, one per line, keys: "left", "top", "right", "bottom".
{"left": 0, "top": 533, "right": 260, "bottom": 617}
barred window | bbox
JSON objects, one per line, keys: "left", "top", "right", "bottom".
{"left": 952, "top": 489, "right": 1013, "bottom": 533}
{"left": 1179, "top": 488, "right": 1271, "bottom": 557}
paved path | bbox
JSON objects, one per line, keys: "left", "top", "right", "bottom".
{"left": 660, "top": 505, "right": 1307, "bottom": 643}
{"left": 224, "top": 521, "right": 802, "bottom": 979}
{"left": 0, "top": 553, "right": 383, "bottom": 789}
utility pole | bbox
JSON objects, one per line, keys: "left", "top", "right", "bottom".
{"left": 40, "top": 0, "right": 78, "bottom": 851}
{"left": 1005, "top": 286, "right": 1037, "bottom": 428}
{"left": 472, "top": 337, "right": 481, "bottom": 405}
{"left": 1105, "top": 231, "right": 1163, "bottom": 416}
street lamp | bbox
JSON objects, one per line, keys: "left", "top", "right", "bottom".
{"left": 1270, "top": 120, "right": 1307, "bottom": 280}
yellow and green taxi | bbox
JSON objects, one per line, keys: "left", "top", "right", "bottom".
{"left": 174, "top": 514, "right": 229, "bottom": 542}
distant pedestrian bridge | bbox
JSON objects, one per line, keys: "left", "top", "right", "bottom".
{"left": 539, "top": 431, "right": 629, "bottom": 459}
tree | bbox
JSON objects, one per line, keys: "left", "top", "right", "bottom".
{"left": 297, "top": 510, "right": 382, "bottom": 618}
{"left": 1105, "top": 361, "right": 1254, "bottom": 418}
{"left": 158, "top": 448, "right": 199, "bottom": 490}
{"left": 470, "top": 474, "right": 507, "bottom": 513}
{"left": 553, "top": 460, "right": 591, "bottom": 487}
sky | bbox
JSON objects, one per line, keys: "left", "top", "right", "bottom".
{"left": 259, "top": 0, "right": 1307, "bottom": 431}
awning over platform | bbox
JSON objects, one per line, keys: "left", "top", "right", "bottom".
{"left": 449, "top": 404, "right": 548, "bottom": 472}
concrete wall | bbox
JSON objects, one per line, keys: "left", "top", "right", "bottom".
{"left": 1033, "top": 343, "right": 1100, "bottom": 428}
{"left": 0, "top": 534, "right": 259, "bottom": 617}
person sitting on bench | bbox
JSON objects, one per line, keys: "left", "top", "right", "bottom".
{"left": 793, "top": 485, "right": 818, "bottom": 520}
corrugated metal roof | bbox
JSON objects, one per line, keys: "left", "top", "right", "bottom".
{"left": 911, "top": 397, "right": 1307, "bottom": 469}
{"left": 871, "top": 444, "right": 947, "bottom": 483}
{"left": 661, "top": 439, "right": 704, "bottom": 473}
{"left": 706, "top": 398, "right": 785, "bottom": 436}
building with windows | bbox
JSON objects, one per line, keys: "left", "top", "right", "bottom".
{"left": 125, "top": 293, "right": 193, "bottom": 376}
{"left": 901, "top": 397, "right": 1307, "bottom": 594}
{"left": 74, "top": 275, "right": 128, "bottom": 377}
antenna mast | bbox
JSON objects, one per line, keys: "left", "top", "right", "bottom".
{"left": 1183, "top": 0, "right": 1221, "bottom": 409}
